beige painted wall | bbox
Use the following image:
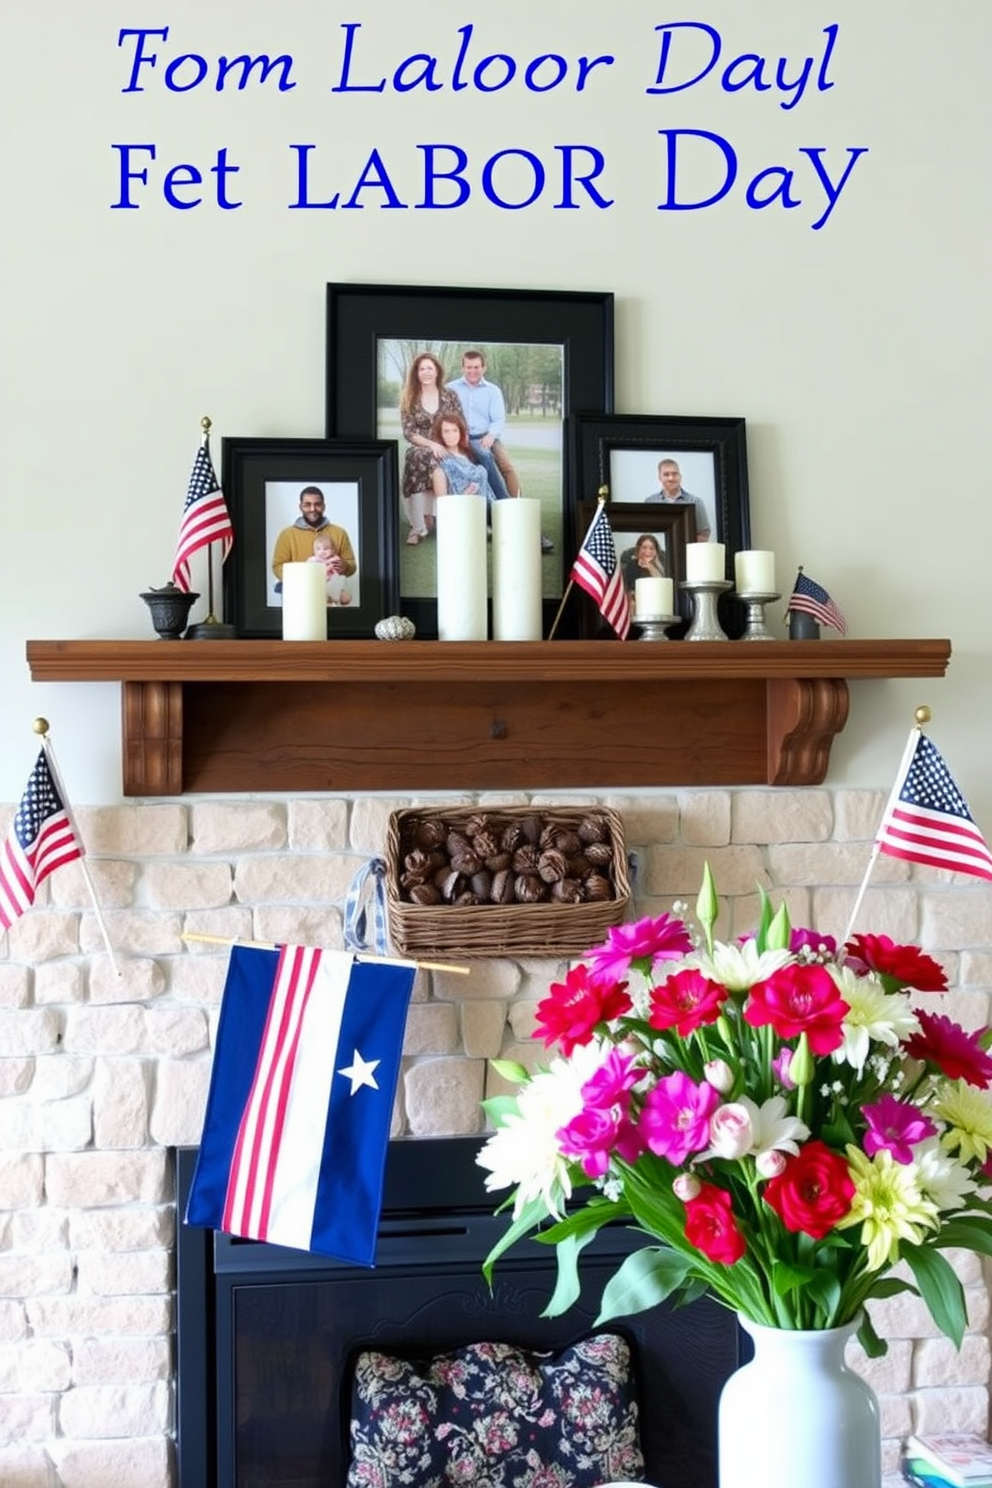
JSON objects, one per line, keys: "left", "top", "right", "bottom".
{"left": 1, "top": 1, "right": 988, "bottom": 814}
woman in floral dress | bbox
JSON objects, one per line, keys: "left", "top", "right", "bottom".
{"left": 399, "top": 353, "right": 462, "bottom": 545}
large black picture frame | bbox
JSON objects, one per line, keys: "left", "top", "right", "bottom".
{"left": 221, "top": 437, "right": 399, "bottom": 639}
{"left": 326, "top": 283, "right": 614, "bottom": 638}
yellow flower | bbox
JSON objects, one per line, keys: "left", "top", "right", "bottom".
{"left": 933, "top": 1081, "right": 992, "bottom": 1167}
{"left": 837, "top": 1146, "right": 939, "bottom": 1271}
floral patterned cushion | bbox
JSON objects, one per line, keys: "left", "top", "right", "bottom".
{"left": 346, "top": 1332, "right": 645, "bottom": 1488}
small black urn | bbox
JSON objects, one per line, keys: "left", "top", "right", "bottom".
{"left": 140, "top": 583, "right": 199, "bottom": 640}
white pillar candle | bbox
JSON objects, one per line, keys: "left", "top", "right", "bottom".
{"left": 492, "top": 498, "right": 542, "bottom": 641}
{"left": 635, "top": 575, "right": 673, "bottom": 619}
{"left": 281, "top": 562, "right": 327, "bottom": 640}
{"left": 685, "top": 542, "right": 726, "bottom": 583}
{"left": 735, "top": 549, "right": 776, "bottom": 594}
{"left": 436, "top": 494, "right": 488, "bottom": 641}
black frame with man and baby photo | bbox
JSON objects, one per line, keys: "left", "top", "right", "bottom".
{"left": 325, "top": 282, "right": 615, "bottom": 639}
{"left": 221, "top": 437, "right": 400, "bottom": 638}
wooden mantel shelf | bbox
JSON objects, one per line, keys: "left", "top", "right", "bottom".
{"left": 26, "top": 638, "right": 951, "bottom": 796}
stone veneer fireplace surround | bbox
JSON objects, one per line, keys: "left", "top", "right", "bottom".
{"left": 2, "top": 779, "right": 990, "bottom": 1487}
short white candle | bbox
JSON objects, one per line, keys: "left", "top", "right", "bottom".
{"left": 492, "top": 499, "right": 542, "bottom": 641}
{"left": 735, "top": 549, "right": 776, "bottom": 594}
{"left": 281, "top": 563, "right": 327, "bottom": 640}
{"left": 635, "top": 575, "right": 673, "bottom": 619}
{"left": 685, "top": 542, "right": 725, "bottom": 583}
{"left": 436, "top": 494, "right": 488, "bottom": 641}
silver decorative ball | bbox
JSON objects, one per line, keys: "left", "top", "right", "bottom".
{"left": 374, "top": 615, "right": 416, "bottom": 641}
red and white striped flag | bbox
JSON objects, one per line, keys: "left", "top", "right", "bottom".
{"left": 172, "top": 436, "right": 233, "bottom": 593}
{"left": 571, "top": 503, "right": 631, "bottom": 639}
{"left": 185, "top": 944, "right": 414, "bottom": 1263}
{"left": 876, "top": 731, "right": 992, "bottom": 882}
{"left": 0, "top": 749, "right": 83, "bottom": 930}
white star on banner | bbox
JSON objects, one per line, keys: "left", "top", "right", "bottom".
{"left": 338, "top": 1049, "right": 381, "bottom": 1095}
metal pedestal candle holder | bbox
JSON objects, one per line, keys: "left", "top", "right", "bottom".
{"left": 681, "top": 579, "right": 732, "bottom": 641}
{"left": 635, "top": 612, "right": 678, "bottom": 642}
{"left": 738, "top": 591, "right": 781, "bottom": 642}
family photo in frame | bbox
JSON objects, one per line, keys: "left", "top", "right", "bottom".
{"left": 326, "top": 282, "right": 615, "bottom": 638}
{"left": 218, "top": 289, "right": 752, "bottom": 643}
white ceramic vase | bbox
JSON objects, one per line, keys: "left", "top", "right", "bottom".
{"left": 718, "top": 1316, "right": 881, "bottom": 1488}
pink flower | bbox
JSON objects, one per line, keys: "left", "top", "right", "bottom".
{"left": 862, "top": 1094, "right": 937, "bottom": 1164}
{"left": 640, "top": 1071, "right": 721, "bottom": 1165}
{"left": 534, "top": 964, "right": 632, "bottom": 1054}
{"left": 583, "top": 913, "right": 693, "bottom": 984}
{"left": 707, "top": 1102, "right": 756, "bottom": 1160}
{"left": 903, "top": 1011, "right": 992, "bottom": 1088}
{"left": 790, "top": 927, "right": 837, "bottom": 957}
{"left": 556, "top": 1048, "right": 644, "bottom": 1177}
{"left": 744, "top": 963, "right": 849, "bottom": 1055}
{"left": 704, "top": 1058, "right": 734, "bottom": 1094}
{"left": 673, "top": 1173, "right": 702, "bottom": 1201}
{"left": 649, "top": 968, "right": 726, "bottom": 1037}
{"left": 755, "top": 1149, "right": 787, "bottom": 1179}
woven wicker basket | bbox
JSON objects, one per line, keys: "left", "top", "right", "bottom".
{"left": 384, "top": 805, "right": 630, "bottom": 959}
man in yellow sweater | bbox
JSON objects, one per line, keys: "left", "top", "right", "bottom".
{"left": 271, "top": 486, "right": 358, "bottom": 586}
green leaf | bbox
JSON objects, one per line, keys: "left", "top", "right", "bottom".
{"left": 541, "top": 1231, "right": 591, "bottom": 1318}
{"left": 481, "top": 1196, "right": 549, "bottom": 1286}
{"left": 596, "top": 1246, "right": 694, "bottom": 1325}
{"left": 538, "top": 1199, "right": 632, "bottom": 1247}
{"left": 901, "top": 1244, "right": 967, "bottom": 1347}
{"left": 766, "top": 901, "right": 792, "bottom": 951}
{"left": 935, "top": 1216, "right": 992, "bottom": 1256}
{"left": 754, "top": 886, "right": 773, "bottom": 954}
{"left": 770, "top": 1261, "right": 814, "bottom": 1299}
{"left": 480, "top": 1095, "right": 520, "bottom": 1127}
{"left": 856, "top": 1309, "right": 889, "bottom": 1358}
{"left": 489, "top": 1059, "right": 531, "bottom": 1084}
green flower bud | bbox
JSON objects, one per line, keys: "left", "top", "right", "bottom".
{"left": 766, "top": 901, "right": 792, "bottom": 952}
{"left": 697, "top": 861, "right": 718, "bottom": 951}
{"left": 788, "top": 1033, "right": 814, "bottom": 1087}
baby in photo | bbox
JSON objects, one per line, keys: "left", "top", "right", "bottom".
{"left": 309, "top": 534, "right": 353, "bottom": 606}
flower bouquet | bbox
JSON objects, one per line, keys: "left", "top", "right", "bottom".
{"left": 478, "top": 867, "right": 992, "bottom": 1355}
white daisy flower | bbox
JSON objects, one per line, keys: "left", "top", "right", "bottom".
{"left": 828, "top": 964, "right": 919, "bottom": 1074}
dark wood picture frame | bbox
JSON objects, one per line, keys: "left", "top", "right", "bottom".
{"left": 326, "top": 283, "right": 614, "bottom": 638}
{"left": 570, "top": 413, "right": 751, "bottom": 563}
{"left": 221, "top": 437, "right": 399, "bottom": 639}
{"left": 576, "top": 499, "right": 697, "bottom": 638}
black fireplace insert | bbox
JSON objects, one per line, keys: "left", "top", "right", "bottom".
{"left": 175, "top": 1137, "right": 741, "bottom": 1487}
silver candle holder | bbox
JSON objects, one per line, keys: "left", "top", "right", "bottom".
{"left": 681, "top": 579, "right": 732, "bottom": 641}
{"left": 738, "top": 591, "right": 781, "bottom": 642}
{"left": 634, "top": 612, "right": 679, "bottom": 642}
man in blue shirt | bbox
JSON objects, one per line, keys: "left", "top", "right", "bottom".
{"left": 447, "top": 351, "right": 553, "bottom": 551}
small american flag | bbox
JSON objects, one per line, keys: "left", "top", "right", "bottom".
{"left": 172, "top": 438, "right": 234, "bottom": 593}
{"left": 877, "top": 732, "right": 992, "bottom": 881}
{"left": 571, "top": 504, "right": 631, "bottom": 639}
{"left": 0, "top": 750, "right": 83, "bottom": 930}
{"left": 787, "top": 570, "right": 847, "bottom": 635}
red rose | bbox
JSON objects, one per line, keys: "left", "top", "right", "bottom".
{"left": 762, "top": 1141, "right": 855, "bottom": 1240}
{"left": 683, "top": 1182, "right": 746, "bottom": 1266}
{"left": 844, "top": 933, "right": 947, "bottom": 993}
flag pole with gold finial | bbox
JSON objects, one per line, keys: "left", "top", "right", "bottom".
{"left": 186, "top": 416, "right": 238, "bottom": 641}
{"left": 33, "top": 718, "right": 121, "bottom": 976}
{"left": 842, "top": 704, "right": 932, "bottom": 945}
